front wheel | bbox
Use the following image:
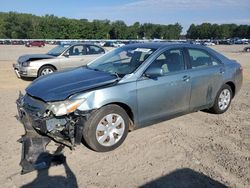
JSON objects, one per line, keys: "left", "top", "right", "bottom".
{"left": 209, "top": 84, "right": 232, "bottom": 114}
{"left": 38, "top": 65, "right": 55, "bottom": 77}
{"left": 83, "top": 105, "right": 129, "bottom": 152}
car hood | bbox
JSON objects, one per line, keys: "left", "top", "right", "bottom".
{"left": 18, "top": 54, "right": 55, "bottom": 63}
{"left": 26, "top": 67, "right": 118, "bottom": 102}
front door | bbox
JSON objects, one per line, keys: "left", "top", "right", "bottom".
{"left": 137, "top": 48, "right": 191, "bottom": 126}
{"left": 60, "top": 45, "right": 89, "bottom": 69}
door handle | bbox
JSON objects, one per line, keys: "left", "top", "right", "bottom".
{"left": 182, "top": 75, "right": 190, "bottom": 82}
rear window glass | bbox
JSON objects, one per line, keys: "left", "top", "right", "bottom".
{"left": 188, "top": 49, "right": 220, "bottom": 68}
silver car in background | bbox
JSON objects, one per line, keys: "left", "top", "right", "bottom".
{"left": 13, "top": 43, "right": 106, "bottom": 78}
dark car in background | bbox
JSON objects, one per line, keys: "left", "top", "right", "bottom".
{"left": 0, "top": 40, "right": 11, "bottom": 45}
{"left": 11, "top": 40, "right": 25, "bottom": 45}
{"left": 244, "top": 46, "right": 250, "bottom": 52}
{"left": 218, "top": 40, "right": 233, "bottom": 45}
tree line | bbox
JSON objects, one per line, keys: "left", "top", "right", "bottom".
{"left": 0, "top": 12, "right": 249, "bottom": 40}
{"left": 187, "top": 23, "right": 250, "bottom": 39}
{"left": 0, "top": 12, "right": 182, "bottom": 39}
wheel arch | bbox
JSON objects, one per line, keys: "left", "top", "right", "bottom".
{"left": 104, "top": 102, "right": 135, "bottom": 131}
{"left": 225, "top": 81, "right": 235, "bottom": 98}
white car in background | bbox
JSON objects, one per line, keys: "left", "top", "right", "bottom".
{"left": 94, "top": 41, "right": 106, "bottom": 47}
{"left": 204, "top": 42, "right": 216, "bottom": 46}
{"left": 113, "top": 42, "right": 125, "bottom": 47}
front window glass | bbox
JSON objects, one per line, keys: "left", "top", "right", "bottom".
{"left": 88, "top": 46, "right": 155, "bottom": 76}
{"left": 47, "top": 45, "right": 69, "bottom": 56}
{"left": 67, "top": 45, "right": 87, "bottom": 56}
{"left": 148, "top": 49, "right": 185, "bottom": 74}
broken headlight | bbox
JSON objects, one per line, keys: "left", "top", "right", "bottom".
{"left": 48, "top": 98, "right": 86, "bottom": 116}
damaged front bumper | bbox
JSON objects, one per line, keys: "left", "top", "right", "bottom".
{"left": 13, "top": 63, "right": 38, "bottom": 78}
{"left": 16, "top": 93, "right": 87, "bottom": 174}
{"left": 13, "top": 63, "right": 21, "bottom": 78}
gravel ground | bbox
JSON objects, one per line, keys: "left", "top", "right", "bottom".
{"left": 0, "top": 44, "right": 249, "bottom": 188}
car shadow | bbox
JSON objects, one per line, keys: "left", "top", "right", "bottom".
{"left": 139, "top": 168, "right": 228, "bottom": 188}
{"left": 20, "top": 77, "right": 36, "bottom": 82}
{"left": 21, "top": 156, "right": 78, "bottom": 188}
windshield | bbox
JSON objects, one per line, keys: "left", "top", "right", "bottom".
{"left": 47, "top": 45, "right": 69, "bottom": 56}
{"left": 88, "top": 46, "right": 155, "bottom": 76}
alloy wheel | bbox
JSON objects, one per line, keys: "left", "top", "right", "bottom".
{"left": 218, "top": 89, "right": 231, "bottom": 111}
{"left": 41, "top": 68, "right": 54, "bottom": 75}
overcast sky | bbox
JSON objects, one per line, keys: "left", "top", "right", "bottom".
{"left": 1, "top": 0, "right": 250, "bottom": 33}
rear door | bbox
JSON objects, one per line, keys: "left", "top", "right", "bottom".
{"left": 186, "top": 48, "right": 224, "bottom": 110}
{"left": 137, "top": 48, "right": 191, "bottom": 125}
{"left": 84, "top": 45, "right": 105, "bottom": 64}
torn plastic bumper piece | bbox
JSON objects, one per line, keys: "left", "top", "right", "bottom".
{"left": 17, "top": 93, "right": 66, "bottom": 174}
{"left": 19, "top": 129, "right": 66, "bottom": 175}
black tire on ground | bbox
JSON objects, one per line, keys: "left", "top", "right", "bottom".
{"left": 209, "top": 84, "right": 233, "bottom": 114}
{"left": 38, "top": 65, "right": 55, "bottom": 77}
{"left": 83, "top": 104, "right": 129, "bottom": 152}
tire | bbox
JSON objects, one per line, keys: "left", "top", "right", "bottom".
{"left": 38, "top": 65, "right": 55, "bottom": 77}
{"left": 83, "top": 105, "right": 129, "bottom": 152}
{"left": 210, "top": 84, "right": 232, "bottom": 114}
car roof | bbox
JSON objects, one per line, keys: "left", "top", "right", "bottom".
{"left": 125, "top": 42, "right": 208, "bottom": 50}
{"left": 61, "top": 43, "right": 99, "bottom": 46}
{"left": 124, "top": 42, "right": 229, "bottom": 61}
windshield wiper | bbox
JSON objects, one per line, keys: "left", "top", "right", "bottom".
{"left": 47, "top": 53, "right": 59, "bottom": 56}
{"left": 95, "top": 57, "right": 130, "bottom": 67}
{"left": 86, "top": 65, "right": 121, "bottom": 79}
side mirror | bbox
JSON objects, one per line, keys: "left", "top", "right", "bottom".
{"left": 145, "top": 67, "right": 164, "bottom": 78}
{"left": 63, "top": 52, "right": 69, "bottom": 57}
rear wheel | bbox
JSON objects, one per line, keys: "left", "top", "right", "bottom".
{"left": 210, "top": 84, "right": 232, "bottom": 114}
{"left": 38, "top": 65, "right": 55, "bottom": 77}
{"left": 83, "top": 105, "right": 129, "bottom": 152}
